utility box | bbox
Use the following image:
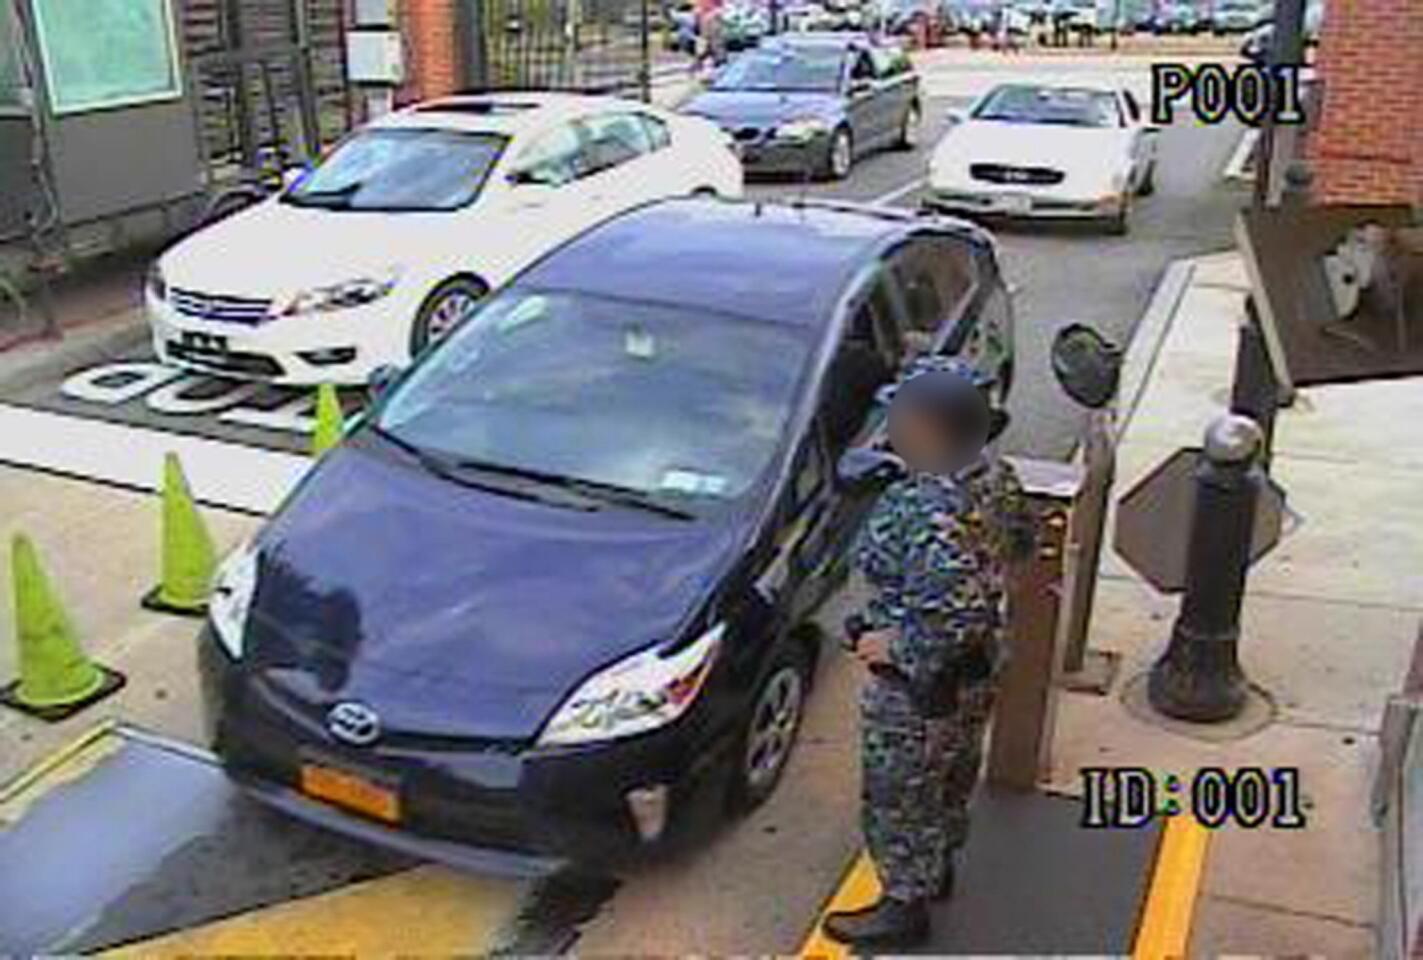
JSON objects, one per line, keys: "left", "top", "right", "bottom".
{"left": 346, "top": 30, "right": 405, "bottom": 84}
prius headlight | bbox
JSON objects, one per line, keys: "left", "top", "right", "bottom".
{"left": 209, "top": 541, "right": 260, "bottom": 659}
{"left": 277, "top": 267, "right": 402, "bottom": 317}
{"left": 538, "top": 623, "right": 725, "bottom": 747}
{"left": 774, "top": 117, "right": 830, "bottom": 142}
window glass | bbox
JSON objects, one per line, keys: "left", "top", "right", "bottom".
{"left": 31, "top": 0, "right": 183, "bottom": 114}
{"left": 972, "top": 84, "right": 1123, "bottom": 128}
{"left": 709, "top": 47, "right": 844, "bottom": 93}
{"left": 824, "top": 280, "right": 898, "bottom": 453}
{"left": 581, "top": 112, "right": 653, "bottom": 172}
{"left": 869, "top": 45, "right": 909, "bottom": 78}
{"left": 640, "top": 113, "right": 672, "bottom": 150}
{"left": 1, "top": 1, "right": 24, "bottom": 108}
{"left": 886, "top": 236, "right": 979, "bottom": 334}
{"left": 515, "top": 122, "right": 586, "bottom": 186}
{"left": 377, "top": 289, "right": 816, "bottom": 512}
{"left": 282, "top": 129, "right": 507, "bottom": 211}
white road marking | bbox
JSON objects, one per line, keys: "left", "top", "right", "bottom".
{"left": 870, "top": 177, "right": 928, "bottom": 208}
{"left": 0, "top": 404, "right": 307, "bottom": 514}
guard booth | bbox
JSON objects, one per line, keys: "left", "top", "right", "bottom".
{"left": 0, "top": 0, "right": 352, "bottom": 338}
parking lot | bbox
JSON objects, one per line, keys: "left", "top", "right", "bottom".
{"left": 0, "top": 48, "right": 1252, "bottom": 956}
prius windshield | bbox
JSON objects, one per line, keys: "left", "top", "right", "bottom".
{"left": 972, "top": 84, "right": 1122, "bottom": 127}
{"left": 374, "top": 289, "right": 814, "bottom": 511}
{"left": 282, "top": 128, "right": 508, "bottom": 212}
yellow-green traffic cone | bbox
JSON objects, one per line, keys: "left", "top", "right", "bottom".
{"left": 312, "top": 383, "right": 345, "bottom": 457}
{"left": 1, "top": 534, "right": 125, "bottom": 721}
{"left": 141, "top": 452, "right": 218, "bottom": 618}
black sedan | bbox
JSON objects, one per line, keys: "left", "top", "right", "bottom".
{"left": 680, "top": 34, "right": 921, "bottom": 180}
{"left": 198, "top": 196, "right": 1015, "bottom": 875}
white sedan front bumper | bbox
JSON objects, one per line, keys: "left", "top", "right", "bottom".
{"left": 923, "top": 176, "right": 1126, "bottom": 221}
{"left": 146, "top": 289, "right": 415, "bottom": 387}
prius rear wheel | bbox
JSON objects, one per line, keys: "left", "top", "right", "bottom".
{"left": 727, "top": 643, "right": 809, "bottom": 814}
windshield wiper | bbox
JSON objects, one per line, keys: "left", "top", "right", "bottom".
{"left": 452, "top": 457, "right": 697, "bottom": 521}
{"left": 284, "top": 182, "right": 363, "bottom": 209}
{"left": 368, "top": 425, "right": 587, "bottom": 508}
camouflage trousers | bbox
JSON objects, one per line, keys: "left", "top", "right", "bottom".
{"left": 860, "top": 675, "right": 998, "bottom": 902}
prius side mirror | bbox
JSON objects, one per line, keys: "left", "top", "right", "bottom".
{"left": 366, "top": 364, "right": 403, "bottom": 401}
{"left": 1050, "top": 323, "right": 1123, "bottom": 409}
{"left": 836, "top": 446, "right": 905, "bottom": 492}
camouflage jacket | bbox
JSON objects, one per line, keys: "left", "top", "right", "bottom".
{"left": 853, "top": 454, "right": 1033, "bottom": 709}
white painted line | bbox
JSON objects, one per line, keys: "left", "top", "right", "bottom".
{"left": 0, "top": 404, "right": 309, "bottom": 515}
{"left": 1223, "top": 128, "right": 1259, "bottom": 182}
{"left": 870, "top": 176, "right": 928, "bottom": 208}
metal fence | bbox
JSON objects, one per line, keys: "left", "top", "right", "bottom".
{"left": 468, "top": 0, "right": 674, "bottom": 98}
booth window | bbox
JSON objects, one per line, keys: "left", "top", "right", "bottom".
{"left": 0, "top": 1, "right": 24, "bottom": 110}
{"left": 30, "top": 0, "right": 183, "bottom": 115}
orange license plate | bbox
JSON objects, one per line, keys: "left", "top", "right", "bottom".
{"left": 300, "top": 762, "right": 401, "bottom": 824}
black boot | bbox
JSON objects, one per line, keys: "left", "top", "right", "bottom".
{"left": 822, "top": 896, "right": 930, "bottom": 947}
{"left": 933, "top": 858, "right": 956, "bottom": 901}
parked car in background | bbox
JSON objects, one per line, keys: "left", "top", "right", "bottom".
{"left": 720, "top": 2, "right": 772, "bottom": 50}
{"left": 1210, "top": 0, "right": 1261, "bottom": 32}
{"left": 146, "top": 94, "right": 743, "bottom": 386}
{"left": 925, "top": 82, "right": 1159, "bottom": 234}
{"left": 680, "top": 34, "right": 920, "bottom": 180}
{"left": 873, "top": 0, "right": 954, "bottom": 43}
{"left": 1152, "top": 0, "right": 1201, "bottom": 32}
{"left": 199, "top": 195, "right": 1016, "bottom": 875}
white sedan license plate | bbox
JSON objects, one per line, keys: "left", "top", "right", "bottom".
{"left": 998, "top": 194, "right": 1032, "bottom": 215}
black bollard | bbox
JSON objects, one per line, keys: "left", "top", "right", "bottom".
{"left": 1148, "top": 414, "right": 1264, "bottom": 722}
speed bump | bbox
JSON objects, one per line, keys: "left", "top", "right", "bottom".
{"left": 0, "top": 534, "right": 124, "bottom": 721}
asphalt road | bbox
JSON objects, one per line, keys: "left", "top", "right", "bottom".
{"left": 748, "top": 94, "right": 1249, "bottom": 459}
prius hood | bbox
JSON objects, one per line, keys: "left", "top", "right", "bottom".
{"left": 158, "top": 197, "right": 469, "bottom": 295}
{"left": 933, "top": 120, "right": 1135, "bottom": 183}
{"left": 246, "top": 437, "right": 745, "bottom": 741}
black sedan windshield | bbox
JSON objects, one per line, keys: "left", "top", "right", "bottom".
{"left": 375, "top": 290, "right": 814, "bottom": 509}
{"left": 283, "top": 128, "right": 507, "bottom": 211}
{"left": 711, "top": 48, "right": 844, "bottom": 92}
{"left": 972, "top": 85, "right": 1121, "bottom": 127}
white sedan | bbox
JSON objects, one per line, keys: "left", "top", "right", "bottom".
{"left": 924, "top": 83, "right": 1159, "bottom": 235}
{"left": 146, "top": 93, "right": 743, "bottom": 386}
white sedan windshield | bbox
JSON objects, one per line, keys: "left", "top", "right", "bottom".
{"left": 284, "top": 128, "right": 508, "bottom": 212}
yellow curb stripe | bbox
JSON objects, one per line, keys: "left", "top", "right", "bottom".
{"left": 798, "top": 850, "right": 880, "bottom": 960}
{"left": 0, "top": 719, "right": 121, "bottom": 825}
{"left": 1132, "top": 815, "right": 1211, "bottom": 960}
{"left": 101, "top": 865, "right": 527, "bottom": 959}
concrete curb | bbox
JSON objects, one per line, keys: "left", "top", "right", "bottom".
{"left": 1222, "top": 128, "right": 1258, "bottom": 182}
{"left": 1116, "top": 257, "right": 1197, "bottom": 440}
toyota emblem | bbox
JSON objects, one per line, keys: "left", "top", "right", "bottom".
{"left": 327, "top": 701, "right": 381, "bottom": 746}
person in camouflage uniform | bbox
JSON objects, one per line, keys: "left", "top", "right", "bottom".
{"left": 823, "top": 357, "right": 1034, "bottom": 948}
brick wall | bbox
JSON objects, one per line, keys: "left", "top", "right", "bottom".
{"left": 399, "top": 0, "right": 463, "bottom": 103}
{"left": 1307, "top": 0, "right": 1423, "bottom": 206}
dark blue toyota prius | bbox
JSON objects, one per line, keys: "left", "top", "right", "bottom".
{"left": 198, "top": 196, "right": 1014, "bottom": 875}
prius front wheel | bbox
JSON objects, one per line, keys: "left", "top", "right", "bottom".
{"left": 411, "top": 277, "right": 489, "bottom": 356}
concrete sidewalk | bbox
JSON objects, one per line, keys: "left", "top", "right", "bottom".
{"left": 1047, "top": 251, "right": 1423, "bottom": 956}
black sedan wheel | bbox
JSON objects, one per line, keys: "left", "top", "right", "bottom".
{"left": 824, "top": 126, "right": 854, "bottom": 181}
{"left": 410, "top": 277, "right": 489, "bottom": 355}
{"left": 727, "top": 643, "right": 809, "bottom": 813}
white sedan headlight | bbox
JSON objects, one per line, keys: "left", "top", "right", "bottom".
{"left": 774, "top": 117, "right": 830, "bottom": 143}
{"left": 276, "top": 267, "right": 402, "bottom": 317}
{"left": 209, "top": 541, "right": 260, "bottom": 659}
{"left": 538, "top": 623, "right": 725, "bottom": 747}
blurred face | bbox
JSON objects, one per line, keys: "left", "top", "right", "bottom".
{"left": 888, "top": 401, "right": 957, "bottom": 472}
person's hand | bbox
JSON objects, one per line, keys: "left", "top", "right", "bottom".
{"left": 855, "top": 628, "right": 896, "bottom": 668}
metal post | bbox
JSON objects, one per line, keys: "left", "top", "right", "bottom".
{"left": 1253, "top": 0, "right": 1305, "bottom": 210}
{"left": 1147, "top": 415, "right": 1264, "bottom": 722}
{"left": 639, "top": 0, "right": 652, "bottom": 102}
{"left": 1229, "top": 297, "right": 1279, "bottom": 469}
